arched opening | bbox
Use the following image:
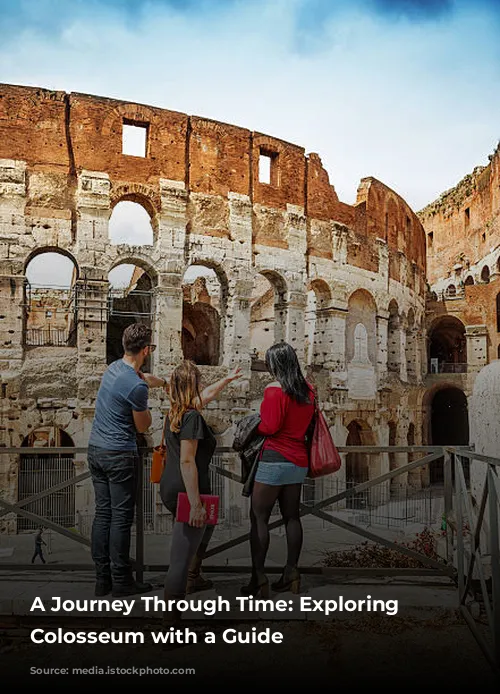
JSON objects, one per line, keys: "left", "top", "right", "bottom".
{"left": 108, "top": 200, "right": 154, "bottom": 246}
{"left": 346, "top": 289, "right": 377, "bottom": 365}
{"left": 305, "top": 279, "right": 331, "bottom": 366}
{"left": 387, "top": 299, "right": 400, "bottom": 373}
{"left": 446, "top": 284, "right": 457, "bottom": 298}
{"left": 24, "top": 250, "right": 78, "bottom": 347}
{"left": 481, "top": 265, "right": 490, "bottom": 284}
{"left": 496, "top": 293, "right": 500, "bottom": 333}
{"left": 464, "top": 275, "right": 474, "bottom": 286}
{"left": 345, "top": 420, "right": 375, "bottom": 509}
{"left": 250, "top": 271, "right": 287, "bottom": 369}
{"left": 428, "top": 315, "right": 467, "bottom": 373}
{"left": 18, "top": 427, "right": 75, "bottom": 532}
{"left": 106, "top": 263, "right": 156, "bottom": 368}
{"left": 181, "top": 265, "right": 225, "bottom": 366}
{"left": 430, "top": 387, "right": 469, "bottom": 485}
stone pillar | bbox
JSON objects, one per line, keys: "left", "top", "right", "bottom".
{"left": 286, "top": 288, "right": 307, "bottom": 363}
{"left": 157, "top": 179, "right": 189, "bottom": 369}
{"left": 376, "top": 312, "right": 389, "bottom": 383}
{"left": 399, "top": 321, "right": 408, "bottom": 382}
{"left": 468, "top": 360, "right": 500, "bottom": 577}
{"left": 0, "top": 159, "right": 27, "bottom": 374}
{"left": 325, "top": 307, "right": 347, "bottom": 388}
{"left": 152, "top": 275, "right": 184, "bottom": 371}
{"left": 465, "top": 325, "right": 488, "bottom": 372}
{"left": 74, "top": 171, "right": 111, "bottom": 405}
{"left": 222, "top": 275, "right": 253, "bottom": 371}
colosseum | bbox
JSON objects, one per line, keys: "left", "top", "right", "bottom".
{"left": 0, "top": 82, "right": 477, "bottom": 536}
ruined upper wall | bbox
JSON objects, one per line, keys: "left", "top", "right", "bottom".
{"left": 0, "top": 83, "right": 426, "bottom": 275}
{"left": 418, "top": 143, "right": 500, "bottom": 284}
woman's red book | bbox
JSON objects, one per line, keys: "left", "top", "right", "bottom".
{"left": 175, "top": 493, "right": 219, "bottom": 525}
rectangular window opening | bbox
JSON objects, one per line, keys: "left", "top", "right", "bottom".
{"left": 258, "top": 149, "right": 279, "bottom": 186}
{"left": 122, "top": 120, "right": 148, "bottom": 157}
{"left": 259, "top": 153, "right": 271, "bottom": 184}
{"left": 428, "top": 232, "right": 433, "bottom": 248}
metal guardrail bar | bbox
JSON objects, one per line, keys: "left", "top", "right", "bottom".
{"left": 1, "top": 444, "right": 499, "bottom": 672}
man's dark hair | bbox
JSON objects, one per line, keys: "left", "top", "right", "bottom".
{"left": 122, "top": 323, "right": 152, "bottom": 355}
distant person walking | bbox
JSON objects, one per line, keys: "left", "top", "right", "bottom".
{"left": 88, "top": 322, "right": 167, "bottom": 597}
{"left": 31, "top": 527, "right": 46, "bottom": 564}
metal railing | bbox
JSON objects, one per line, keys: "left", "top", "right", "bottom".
{"left": 0, "top": 444, "right": 498, "bottom": 674}
{"left": 428, "top": 361, "right": 468, "bottom": 374}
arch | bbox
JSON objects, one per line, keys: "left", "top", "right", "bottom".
{"left": 250, "top": 270, "right": 288, "bottom": 363}
{"left": 24, "top": 247, "right": 79, "bottom": 280}
{"left": 428, "top": 315, "right": 467, "bottom": 372}
{"left": 186, "top": 259, "right": 230, "bottom": 298}
{"left": 182, "top": 263, "right": 228, "bottom": 366}
{"left": 464, "top": 275, "right": 474, "bottom": 286}
{"left": 446, "top": 284, "right": 456, "bottom": 298}
{"left": 24, "top": 249, "right": 79, "bottom": 348}
{"left": 18, "top": 427, "right": 75, "bottom": 532}
{"left": 496, "top": 292, "right": 500, "bottom": 333}
{"left": 308, "top": 278, "right": 332, "bottom": 308}
{"left": 109, "top": 199, "right": 155, "bottom": 246}
{"left": 345, "top": 419, "right": 376, "bottom": 509}
{"left": 305, "top": 279, "right": 333, "bottom": 366}
{"left": 429, "top": 387, "right": 469, "bottom": 485}
{"left": 106, "top": 262, "right": 156, "bottom": 367}
{"left": 346, "top": 288, "right": 377, "bottom": 366}
{"left": 110, "top": 183, "right": 161, "bottom": 221}
{"left": 481, "top": 265, "right": 490, "bottom": 283}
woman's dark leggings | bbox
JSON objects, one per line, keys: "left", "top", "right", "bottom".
{"left": 249, "top": 481, "right": 303, "bottom": 573}
{"left": 164, "top": 521, "right": 214, "bottom": 597}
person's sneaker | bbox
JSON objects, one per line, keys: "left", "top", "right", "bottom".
{"left": 111, "top": 581, "right": 153, "bottom": 597}
{"left": 95, "top": 581, "right": 112, "bottom": 597}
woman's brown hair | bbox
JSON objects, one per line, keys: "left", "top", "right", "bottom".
{"left": 168, "top": 360, "right": 202, "bottom": 433}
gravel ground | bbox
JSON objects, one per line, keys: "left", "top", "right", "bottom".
{"left": 1, "top": 611, "right": 498, "bottom": 689}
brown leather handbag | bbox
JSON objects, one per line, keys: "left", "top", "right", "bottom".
{"left": 150, "top": 417, "right": 167, "bottom": 483}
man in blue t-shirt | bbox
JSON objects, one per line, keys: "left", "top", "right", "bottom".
{"left": 89, "top": 322, "right": 167, "bottom": 597}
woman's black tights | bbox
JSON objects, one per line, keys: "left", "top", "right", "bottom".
{"left": 249, "top": 481, "right": 303, "bottom": 574}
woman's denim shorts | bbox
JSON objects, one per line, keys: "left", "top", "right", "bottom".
{"left": 254, "top": 461, "right": 307, "bottom": 486}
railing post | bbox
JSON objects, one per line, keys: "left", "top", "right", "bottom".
{"left": 443, "top": 449, "right": 453, "bottom": 564}
{"left": 135, "top": 447, "right": 144, "bottom": 584}
{"left": 487, "top": 465, "right": 500, "bottom": 670}
{"left": 455, "top": 452, "right": 465, "bottom": 602}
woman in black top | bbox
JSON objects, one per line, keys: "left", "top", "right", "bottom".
{"left": 160, "top": 360, "right": 241, "bottom": 618}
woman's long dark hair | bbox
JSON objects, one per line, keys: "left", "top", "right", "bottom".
{"left": 265, "top": 342, "right": 312, "bottom": 404}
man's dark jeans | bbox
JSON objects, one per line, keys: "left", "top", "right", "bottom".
{"left": 88, "top": 445, "right": 138, "bottom": 586}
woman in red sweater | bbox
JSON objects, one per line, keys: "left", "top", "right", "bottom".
{"left": 243, "top": 342, "right": 315, "bottom": 597}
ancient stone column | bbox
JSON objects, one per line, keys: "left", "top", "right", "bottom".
{"left": 0, "top": 159, "right": 27, "bottom": 373}
{"left": 376, "top": 311, "right": 389, "bottom": 383}
{"left": 465, "top": 324, "right": 488, "bottom": 372}
{"left": 468, "top": 360, "right": 500, "bottom": 578}
{"left": 286, "top": 288, "right": 307, "bottom": 364}
{"left": 74, "top": 171, "right": 111, "bottom": 404}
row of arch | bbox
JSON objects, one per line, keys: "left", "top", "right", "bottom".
{"left": 24, "top": 246, "right": 423, "bottom": 373}
{"left": 441, "top": 256, "right": 500, "bottom": 298}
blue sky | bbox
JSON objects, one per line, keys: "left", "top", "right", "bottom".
{"left": 1, "top": 0, "right": 500, "bottom": 211}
